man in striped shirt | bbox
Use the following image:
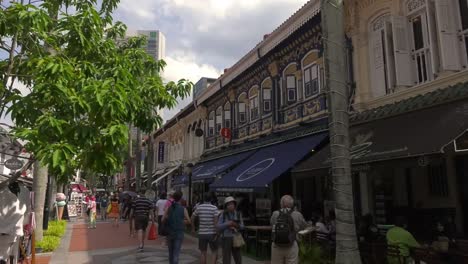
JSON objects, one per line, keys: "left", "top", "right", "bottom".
{"left": 131, "top": 190, "right": 154, "bottom": 252}
{"left": 191, "top": 193, "right": 219, "bottom": 264}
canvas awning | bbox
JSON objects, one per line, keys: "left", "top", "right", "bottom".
{"left": 192, "top": 150, "right": 255, "bottom": 182}
{"left": 293, "top": 100, "right": 468, "bottom": 172}
{"left": 151, "top": 165, "right": 181, "bottom": 186}
{"left": 210, "top": 133, "right": 327, "bottom": 192}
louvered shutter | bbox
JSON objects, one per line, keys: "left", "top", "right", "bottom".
{"left": 435, "top": 0, "right": 462, "bottom": 71}
{"left": 392, "top": 16, "right": 414, "bottom": 86}
{"left": 369, "top": 29, "right": 387, "bottom": 97}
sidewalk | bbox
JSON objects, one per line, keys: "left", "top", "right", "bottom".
{"left": 46, "top": 219, "right": 268, "bottom": 264}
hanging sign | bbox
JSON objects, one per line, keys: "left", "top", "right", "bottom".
{"left": 4, "top": 158, "right": 23, "bottom": 170}
{"left": 158, "top": 142, "right": 165, "bottom": 163}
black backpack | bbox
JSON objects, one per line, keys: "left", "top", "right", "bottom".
{"left": 273, "top": 210, "right": 295, "bottom": 246}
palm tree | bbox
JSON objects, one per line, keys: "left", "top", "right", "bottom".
{"left": 321, "top": 0, "right": 361, "bottom": 263}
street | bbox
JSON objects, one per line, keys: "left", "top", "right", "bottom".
{"left": 38, "top": 219, "right": 267, "bottom": 264}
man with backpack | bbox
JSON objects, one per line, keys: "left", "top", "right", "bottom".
{"left": 270, "top": 195, "right": 307, "bottom": 264}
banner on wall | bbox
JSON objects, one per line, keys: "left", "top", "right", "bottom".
{"left": 158, "top": 142, "right": 165, "bottom": 163}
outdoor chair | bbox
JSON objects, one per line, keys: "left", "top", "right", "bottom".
{"left": 411, "top": 247, "right": 445, "bottom": 264}
{"left": 386, "top": 244, "right": 408, "bottom": 264}
{"left": 456, "top": 239, "right": 468, "bottom": 251}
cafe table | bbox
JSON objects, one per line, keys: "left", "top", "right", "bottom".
{"left": 245, "top": 226, "right": 273, "bottom": 258}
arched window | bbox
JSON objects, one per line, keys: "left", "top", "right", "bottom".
{"left": 282, "top": 63, "right": 297, "bottom": 104}
{"left": 223, "top": 102, "right": 231, "bottom": 128}
{"left": 302, "top": 50, "right": 321, "bottom": 98}
{"left": 208, "top": 111, "right": 215, "bottom": 136}
{"left": 261, "top": 78, "right": 272, "bottom": 113}
{"left": 249, "top": 86, "right": 259, "bottom": 120}
{"left": 215, "top": 106, "right": 222, "bottom": 134}
{"left": 237, "top": 93, "right": 248, "bottom": 124}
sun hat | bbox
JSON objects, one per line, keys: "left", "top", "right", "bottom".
{"left": 224, "top": 196, "right": 236, "bottom": 206}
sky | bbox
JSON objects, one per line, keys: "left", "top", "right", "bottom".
{"left": 0, "top": 0, "right": 310, "bottom": 128}
{"left": 115, "top": 0, "right": 310, "bottom": 121}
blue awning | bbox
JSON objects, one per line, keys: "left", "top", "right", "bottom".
{"left": 210, "top": 133, "right": 327, "bottom": 192}
{"left": 172, "top": 174, "right": 188, "bottom": 187}
{"left": 192, "top": 150, "right": 255, "bottom": 181}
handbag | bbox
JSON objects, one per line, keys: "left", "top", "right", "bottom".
{"left": 232, "top": 232, "right": 245, "bottom": 248}
{"left": 106, "top": 204, "right": 112, "bottom": 214}
{"left": 148, "top": 223, "right": 157, "bottom": 240}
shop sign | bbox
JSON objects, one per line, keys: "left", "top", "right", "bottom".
{"left": 158, "top": 142, "right": 165, "bottom": 163}
{"left": 236, "top": 158, "right": 275, "bottom": 182}
{"left": 4, "top": 158, "right": 23, "bottom": 170}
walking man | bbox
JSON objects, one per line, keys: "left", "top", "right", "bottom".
{"left": 191, "top": 193, "right": 219, "bottom": 264}
{"left": 270, "top": 195, "right": 307, "bottom": 264}
{"left": 163, "top": 191, "right": 191, "bottom": 264}
{"left": 131, "top": 190, "right": 154, "bottom": 252}
{"left": 155, "top": 192, "right": 168, "bottom": 235}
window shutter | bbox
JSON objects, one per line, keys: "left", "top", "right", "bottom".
{"left": 384, "top": 21, "right": 396, "bottom": 90}
{"left": 435, "top": 0, "right": 462, "bottom": 71}
{"left": 392, "top": 16, "right": 414, "bottom": 86}
{"left": 369, "top": 29, "right": 387, "bottom": 97}
{"left": 425, "top": 0, "right": 440, "bottom": 76}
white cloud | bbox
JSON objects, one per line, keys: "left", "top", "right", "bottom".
{"left": 114, "top": 0, "right": 309, "bottom": 121}
{"left": 160, "top": 54, "right": 221, "bottom": 121}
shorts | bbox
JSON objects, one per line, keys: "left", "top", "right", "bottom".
{"left": 198, "top": 234, "right": 218, "bottom": 252}
{"left": 134, "top": 216, "right": 149, "bottom": 231}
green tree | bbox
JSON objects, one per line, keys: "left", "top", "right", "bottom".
{"left": 0, "top": 0, "right": 191, "bottom": 240}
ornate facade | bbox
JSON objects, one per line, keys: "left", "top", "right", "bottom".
{"left": 203, "top": 8, "right": 327, "bottom": 152}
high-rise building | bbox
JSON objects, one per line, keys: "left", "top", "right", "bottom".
{"left": 137, "top": 30, "right": 166, "bottom": 61}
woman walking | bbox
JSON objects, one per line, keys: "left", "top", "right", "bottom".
{"left": 108, "top": 194, "right": 120, "bottom": 227}
{"left": 88, "top": 195, "right": 97, "bottom": 229}
{"left": 217, "top": 196, "right": 244, "bottom": 264}
{"left": 162, "top": 191, "right": 191, "bottom": 264}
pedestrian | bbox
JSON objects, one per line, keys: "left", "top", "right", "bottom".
{"left": 117, "top": 187, "right": 125, "bottom": 219}
{"left": 191, "top": 193, "right": 219, "bottom": 264}
{"left": 128, "top": 196, "right": 136, "bottom": 237}
{"left": 88, "top": 195, "right": 97, "bottom": 229}
{"left": 108, "top": 194, "right": 120, "bottom": 227}
{"left": 162, "top": 191, "right": 191, "bottom": 264}
{"left": 270, "top": 195, "right": 307, "bottom": 264}
{"left": 386, "top": 216, "right": 420, "bottom": 264}
{"left": 100, "top": 193, "right": 109, "bottom": 220}
{"left": 155, "top": 192, "right": 168, "bottom": 235}
{"left": 131, "top": 190, "right": 155, "bottom": 252}
{"left": 165, "top": 190, "right": 175, "bottom": 210}
{"left": 217, "top": 196, "right": 244, "bottom": 264}
{"left": 83, "top": 191, "right": 92, "bottom": 220}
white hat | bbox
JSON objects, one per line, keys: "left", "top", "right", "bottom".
{"left": 224, "top": 196, "right": 236, "bottom": 206}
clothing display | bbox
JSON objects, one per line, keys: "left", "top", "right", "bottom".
{"left": 0, "top": 187, "right": 27, "bottom": 263}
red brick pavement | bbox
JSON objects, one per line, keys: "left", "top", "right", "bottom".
{"left": 69, "top": 222, "right": 195, "bottom": 252}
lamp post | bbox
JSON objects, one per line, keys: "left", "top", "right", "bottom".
{"left": 186, "top": 163, "right": 194, "bottom": 213}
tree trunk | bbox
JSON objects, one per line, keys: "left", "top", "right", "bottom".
{"left": 136, "top": 128, "right": 141, "bottom": 192}
{"left": 322, "top": 0, "right": 361, "bottom": 263}
{"left": 126, "top": 124, "right": 132, "bottom": 190}
{"left": 47, "top": 175, "right": 57, "bottom": 220}
{"left": 33, "top": 161, "right": 48, "bottom": 242}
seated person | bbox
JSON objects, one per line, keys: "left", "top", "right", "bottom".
{"left": 358, "top": 214, "right": 380, "bottom": 242}
{"left": 386, "top": 216, "right": 420, "bottom": 264}
{"left": 315, "top": 215, "right": 330, "bottom": 242}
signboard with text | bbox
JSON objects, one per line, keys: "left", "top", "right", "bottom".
{"left": 158, "top": 142, "right": 165, "bottom": 163}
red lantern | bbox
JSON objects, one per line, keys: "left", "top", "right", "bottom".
{"left": 220, "top": 128, "right": 231, "bottom": 139}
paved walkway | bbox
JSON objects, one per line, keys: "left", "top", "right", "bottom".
{"left": 48, "top": 219, "right": 269, "bottom": 264}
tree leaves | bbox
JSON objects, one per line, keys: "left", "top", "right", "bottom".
{"left": 1, "top": 0, "right": 192, "bottom": 178}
